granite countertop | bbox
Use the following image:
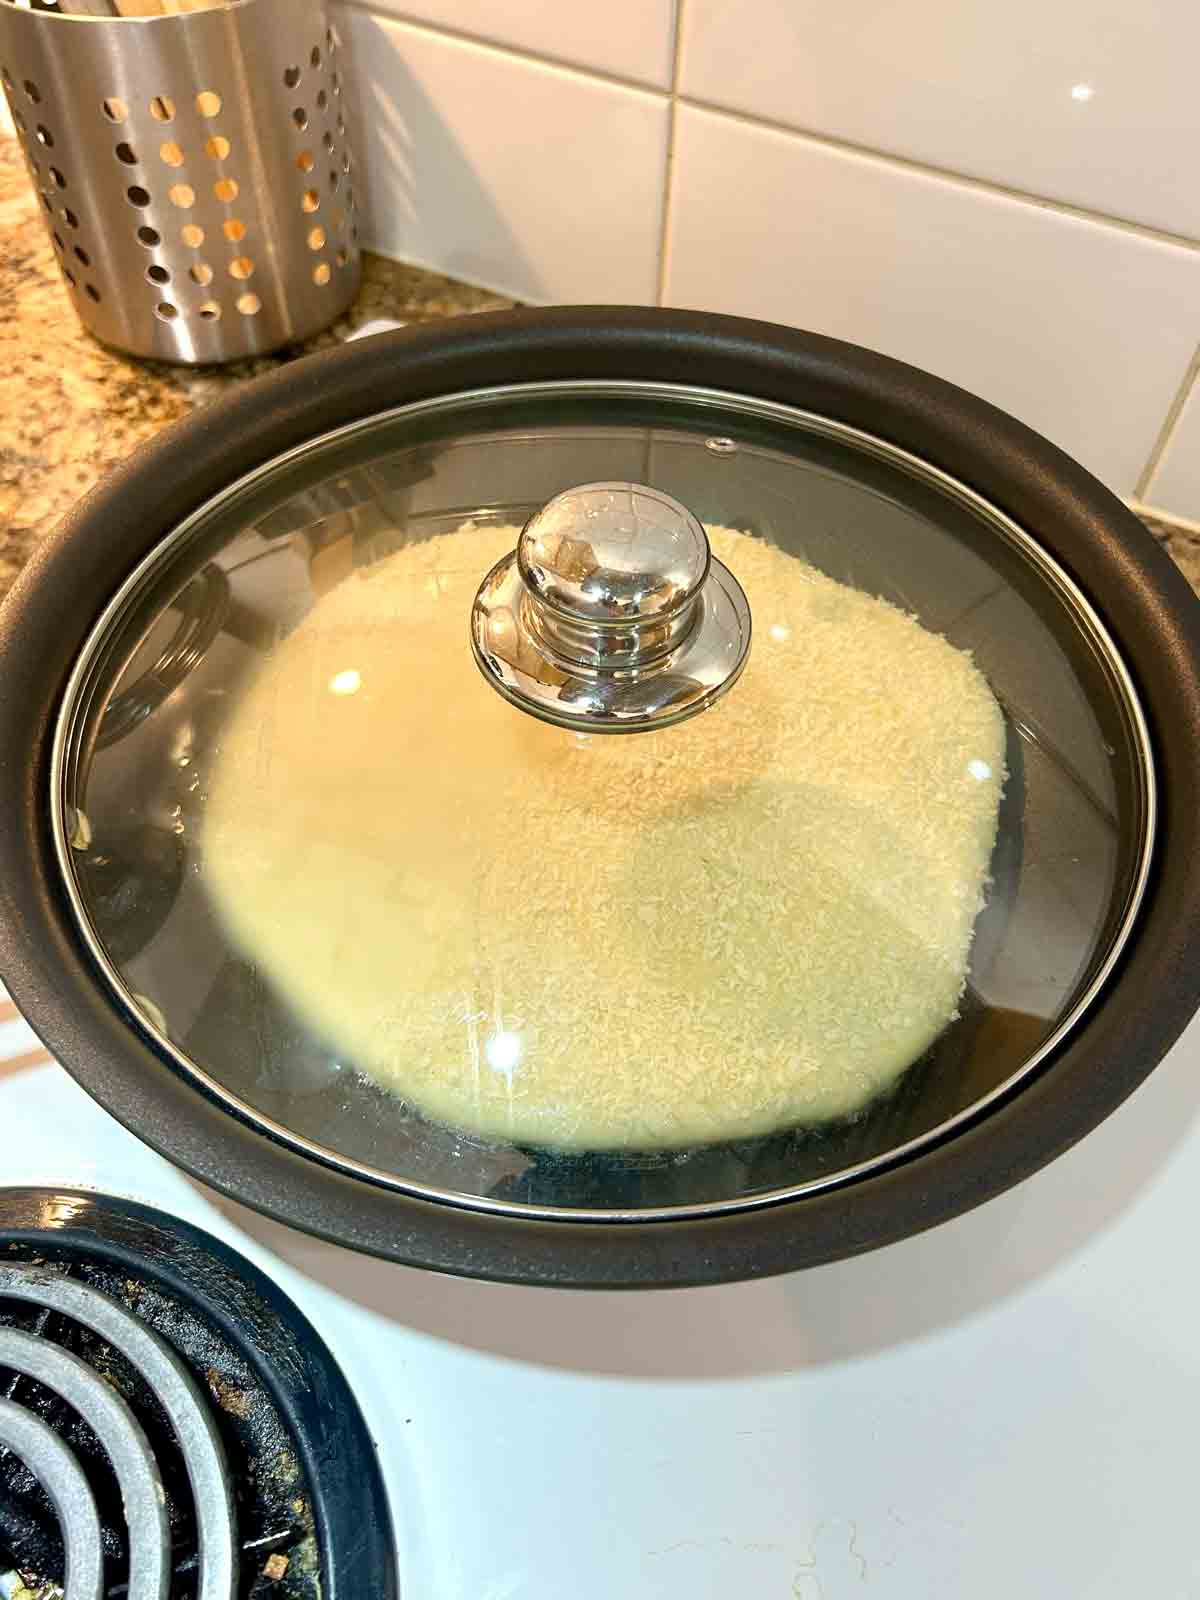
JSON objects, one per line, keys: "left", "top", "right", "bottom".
{"left": 0, "top": 134, "right": 513, "bottom": 601}
{"left": 1, "top": 132, "right": 1197, "bottom": 604}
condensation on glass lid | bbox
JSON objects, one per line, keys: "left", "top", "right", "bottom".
{"left": 201, "top": 521, "right": 1006, "bottom": 1151}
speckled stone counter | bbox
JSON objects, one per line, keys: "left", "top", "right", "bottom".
{"left": 0, "top": 134, "right": 512, "bottom": 601}
{"left": 1137, "top": 509, "right": 1200, "bottom": 596}
{"left": 1, "top": 132, "right": 1198, "bottom": 603}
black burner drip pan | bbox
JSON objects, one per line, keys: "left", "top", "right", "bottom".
{"left": 0, "top": 1187, "right": 396, "bottom": 1600}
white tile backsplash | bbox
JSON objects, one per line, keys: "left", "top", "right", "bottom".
{"left": 10, "top": 1, "right": 1194, "bottom": 514}
{"left": 680, "top": 0, "right": 1200, "bottom": 242}
{"left": 663, "top": 105, "right": 1200, "bottom": 495}
{"left": 362, "top": 0, "right": 676, "bottom": 88}
{"left": 337, "top": 8, "right": 669, "bottom": 304}
{"left": 1143, "top": 375, "right": 1200, "bottom": 520}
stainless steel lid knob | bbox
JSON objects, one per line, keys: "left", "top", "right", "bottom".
{"left": 470, "top": 482, "right": 752, "bottom": 732}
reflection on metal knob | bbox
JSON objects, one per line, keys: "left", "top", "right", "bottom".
{"left": 469, "top": 482, "right": 752, "bottom": 733}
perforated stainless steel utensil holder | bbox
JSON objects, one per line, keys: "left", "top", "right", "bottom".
{"left": 0, "top": 0, "right": 362, "bottom": 363}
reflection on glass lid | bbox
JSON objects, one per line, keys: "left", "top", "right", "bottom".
{"left": 202, "top": 504, "right": 1004, "bottom": 1150}
{"left": 51, "top": 384, "right": 1152, "bottom": 1216}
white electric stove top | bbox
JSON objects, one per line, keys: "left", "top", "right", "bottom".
{"left": 4, "top": 983, "right": 1200, "bottom": 1599}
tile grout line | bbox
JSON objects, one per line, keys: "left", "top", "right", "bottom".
{"left": 1127, "top": 497, "right": 1200, "bottom": 536}
{"left": 336, "top": 0, "right": 1200, "bottom": 254}
{"left": 677, "top": 95, "right": 1200, "bottom": 254}
{"left": 334, "top": 0, "right": 672, "bottom": 98}
{"left": 1132, "top": 339, "right": 1200, "bottom": 500}
{"left": 655, "top": 0, "right": 687, "bottom": 306}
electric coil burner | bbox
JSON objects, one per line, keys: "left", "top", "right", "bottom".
{"left": 0, "top": 1188, "right": 396, "bottom": 1600}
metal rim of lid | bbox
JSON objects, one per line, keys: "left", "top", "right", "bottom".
{"left": 43, "top": 378, "right": 1158, "bottom": 1226}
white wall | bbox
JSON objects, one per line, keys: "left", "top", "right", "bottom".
{"left": 333, "top": 0, "right": 1200, "bottom": 521}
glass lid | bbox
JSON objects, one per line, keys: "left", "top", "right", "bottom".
{"left": 52, "top": 381, "right": 1155, "bottom": 1219}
